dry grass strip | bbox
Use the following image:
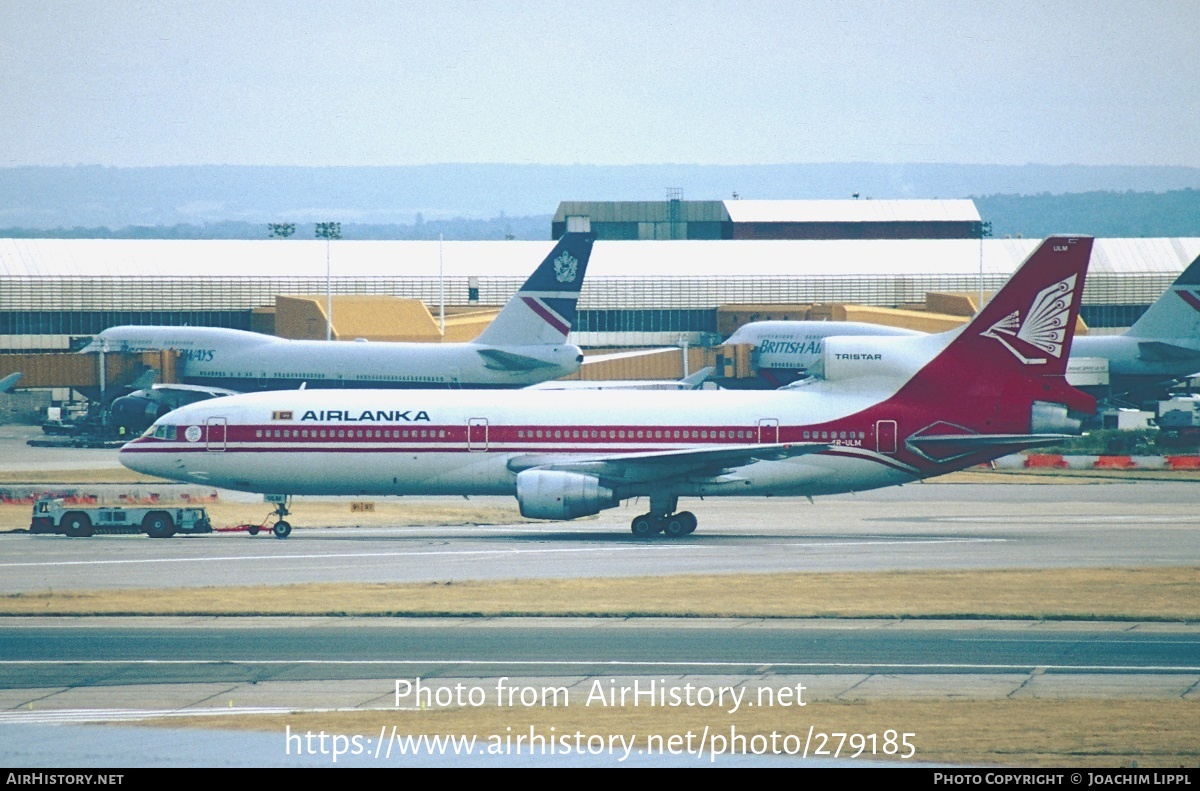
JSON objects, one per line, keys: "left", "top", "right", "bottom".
{"left": 3, "top": 567, "right": 1198, "bottom": 620}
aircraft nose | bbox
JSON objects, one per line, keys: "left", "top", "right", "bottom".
{"left": 118, "top": 440, "right": 174, "bottom": 479}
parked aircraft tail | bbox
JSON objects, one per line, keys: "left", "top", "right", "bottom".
{"left": 1126, "top": 253, "right": 1200, "bottom": 343}
{"left": 887, "top": 236, "right": 1096, "bottom": 461}
{"left": 473, "top": 232, "right": 594, "bottom": 347}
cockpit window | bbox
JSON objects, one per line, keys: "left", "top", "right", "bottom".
{"left": 150, "top": 424, "right": 176, "bottom": 440}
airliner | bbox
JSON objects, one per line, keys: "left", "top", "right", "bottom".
{"left": 83, "top": 233, "right": 594, "bottom": 431}
{"left": 724, "top": 252, "right": 1200, "bottom": 399}
{"left": 120, "top": 236, "right": 1095, "bottom": 539}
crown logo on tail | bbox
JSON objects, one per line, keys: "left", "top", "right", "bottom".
{"left": 979, "top": 274, "right": 1076, "bottom": 365}
{"left": 553, "top": 252, "right": 578, "bottom": 283}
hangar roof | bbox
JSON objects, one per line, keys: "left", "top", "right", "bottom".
{"left": 721, "top": 199, "right": 981, "bottom": 224}
{"left": 1, "top": 237, "right": 1196, "bottom": 280}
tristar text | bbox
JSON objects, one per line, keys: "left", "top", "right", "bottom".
{"left": 300, "top": 410, "right": 431, "bottom": 422}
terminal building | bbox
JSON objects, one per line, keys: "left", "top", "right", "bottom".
{"left": 1, "top": 235, "right": 1196, "bottom": 353}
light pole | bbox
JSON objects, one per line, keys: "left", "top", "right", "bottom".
{"left": 977, "top": 220, "right": 992, "bottom": 314}
{"left": 315, "top": 222, "right": 342, "bottom": 341}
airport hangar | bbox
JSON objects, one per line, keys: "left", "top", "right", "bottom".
{"left": 0, "top": 199, "right": 1198, "bottom": 405}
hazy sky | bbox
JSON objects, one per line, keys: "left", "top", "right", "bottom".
{"left": 3, "top": 1, "right": 1197, "bottom": 167}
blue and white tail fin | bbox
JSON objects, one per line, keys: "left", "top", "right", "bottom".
{"left": 1126, "top": 253, "right": 1200, "bottom": 341}
{"left": 474, "top": 233, "right": 595, "bottom": 347}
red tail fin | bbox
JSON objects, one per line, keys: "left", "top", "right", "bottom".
{"left": 899, "top": 236, "right": 1095, "bottom": 434}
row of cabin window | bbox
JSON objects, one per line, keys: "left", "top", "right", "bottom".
{"left": 516, "top": 428, "right": 753, "bottom": 440}
{"left": 254, "top": 428, "right": 448, "bottom": 439}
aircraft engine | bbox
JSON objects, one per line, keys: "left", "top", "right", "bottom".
{"left": 1030, "top": 401, "right": 1083, "bottom": 435}
{"left": 515, "top": 470, "right": 619, "bottom": 520}
{"left": 109, "top": 394, "right": 173, "bottom": 434}
{"left": 818, "top": 334, "right": 944, "bottom": 383}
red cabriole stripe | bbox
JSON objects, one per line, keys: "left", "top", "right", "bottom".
{"left": 123, "top": 443, "right": 933, "bottom": 475}
{"left": 1177, "top": 289, "right": 1200, "bottom": 313}
{"left": 166, "top": 423, "right": 873, "bottom": 446}
{"left": 520, "top": 296, "right": 570, "bottom": 336}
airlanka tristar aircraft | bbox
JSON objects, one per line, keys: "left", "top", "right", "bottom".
{"left": 120, "top": 236, "right": 1095, "bottom": 539}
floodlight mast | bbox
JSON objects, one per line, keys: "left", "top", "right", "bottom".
{"left": 976, "top": 220, "right": 992, "bottom": 315}
{"left": 315, "top": 222, "right": 342, "bottom": 341}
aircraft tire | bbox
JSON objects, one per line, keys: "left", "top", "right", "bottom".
{"left": 143, "top": 511, "right": 176, "bottom": 539}
{"left": 630, "top": 515, "right": 657, "bottom": 537}
{"left": 663, "top": 515, "right": 689, "bottom": 538}
{"left": 248, "top": 525, "right": 260, "bottom": 536}
{"left": 273, "top": 521, "right": 292, "bottom": 539}
{"left": 63, "top": 513, "right": 92, "bottom": 538}
{"left": 680, "top": 511, "right": 698, "bottom": 534}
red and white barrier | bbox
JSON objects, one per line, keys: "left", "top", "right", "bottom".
{"left": 993, "top": 454, "right": 1200, "bottom": 470}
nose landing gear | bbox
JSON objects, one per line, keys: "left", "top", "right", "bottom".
{"left": 267, "top": 497, "right": 292, "bottom": 539}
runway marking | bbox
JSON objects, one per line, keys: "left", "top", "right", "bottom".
{"left": 1, "top": 659, "right": 1197, "bottom": 672}
{"left": 957, "top": 638, "right": 1200, "bottom": 646}
{"left": 0, "top": 538, "right": 1004, "bottom": 569}
{"left": 927, "top": 515, "right": 1200, "bottom": 524}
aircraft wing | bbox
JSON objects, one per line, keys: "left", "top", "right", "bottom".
{"left": 507, "top": 442, "right": 829, "bottom": 486}
{"left": 582, "top": 347, "right": 681, "bottom": 365}
{"left": 147, "top": 383, "right": 243, "bottom": 399}
{"left": 526, "top": 367, "right": 715, "bottom": 392}
{"left": 1137, "top": 341, "right": 1200, "bottom": 362}
{"left": 476, "top": 347, "right": 559, "bottom": 372}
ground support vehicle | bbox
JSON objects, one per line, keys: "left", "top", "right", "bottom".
{"left": 29, "top": 498, "right": 212, "bottom": 538}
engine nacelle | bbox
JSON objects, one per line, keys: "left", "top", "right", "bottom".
{"left": 516, "top": 470, "right": 618, "bottom": 521}
{"left": 109, "top": 395, "right": 170, "bottom": 433}
{"left": 1030, "top": 401, "right": 1083, "bottom": 435}
{"left": 818, "top": 334, "right": 947, "bottom": 383}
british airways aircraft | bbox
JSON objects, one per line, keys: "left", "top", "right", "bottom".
{"left": 120, "top": 237, "right": 1094, "bottom": 539}
{"left": 82, "top": 234, "right": 594, "bottom": 431}
{"left": 725, "top": 252, "right": 1200, "bottom": 400}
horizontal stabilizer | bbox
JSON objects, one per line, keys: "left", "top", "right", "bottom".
{"left": 0, "top": 372, "right": 22, "bottom": 393}
{"left": 680, "top": 367, "right": 714, "bottom": 389}
{"left": 1136, "top": 341, "right": 1200, "bottom": 362}
{"left": 906, "top": 432, "right": 1073, "bottom": 463}
{"left": 476, "top": 347, "right": 558, "bottom": 372}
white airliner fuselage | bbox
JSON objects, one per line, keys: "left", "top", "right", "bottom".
{"left": 88, "top": 327, "right": 584, "bottom": 390}
{"left": 120, "top": 385, "right": 909, "bottom": 498}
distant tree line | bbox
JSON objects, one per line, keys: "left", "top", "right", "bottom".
{"left": 2, "top": 190, "right": 1197, "bottom": 240}
{"left": 0, "top": 215, "right": 555, "bottom": 241}
{"left": 972, "top": 189, "right": 1200, "bottom": 238}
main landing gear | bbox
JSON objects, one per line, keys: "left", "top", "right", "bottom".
{"left": 629, "top": 494, "right": 697, "bottom": 538}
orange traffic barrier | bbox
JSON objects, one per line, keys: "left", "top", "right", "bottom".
{"left": 1166, "top": 455, "right": 1200, "bottom": 469}
{"left": 1024, "top": 454, "right": 1067, "bottom": 468}
{"left": 1094, "top": 456, "right": 1135, "bottom": 469}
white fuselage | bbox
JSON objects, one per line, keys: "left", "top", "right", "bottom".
{"left": 119, "top": 385, "right": 923, "bottom": 501}
{"left": 724, "top": 321, "right": 1200, "bottom": 393}
{"left": 84, "top": 327, "right": 583, "bottom": 390}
